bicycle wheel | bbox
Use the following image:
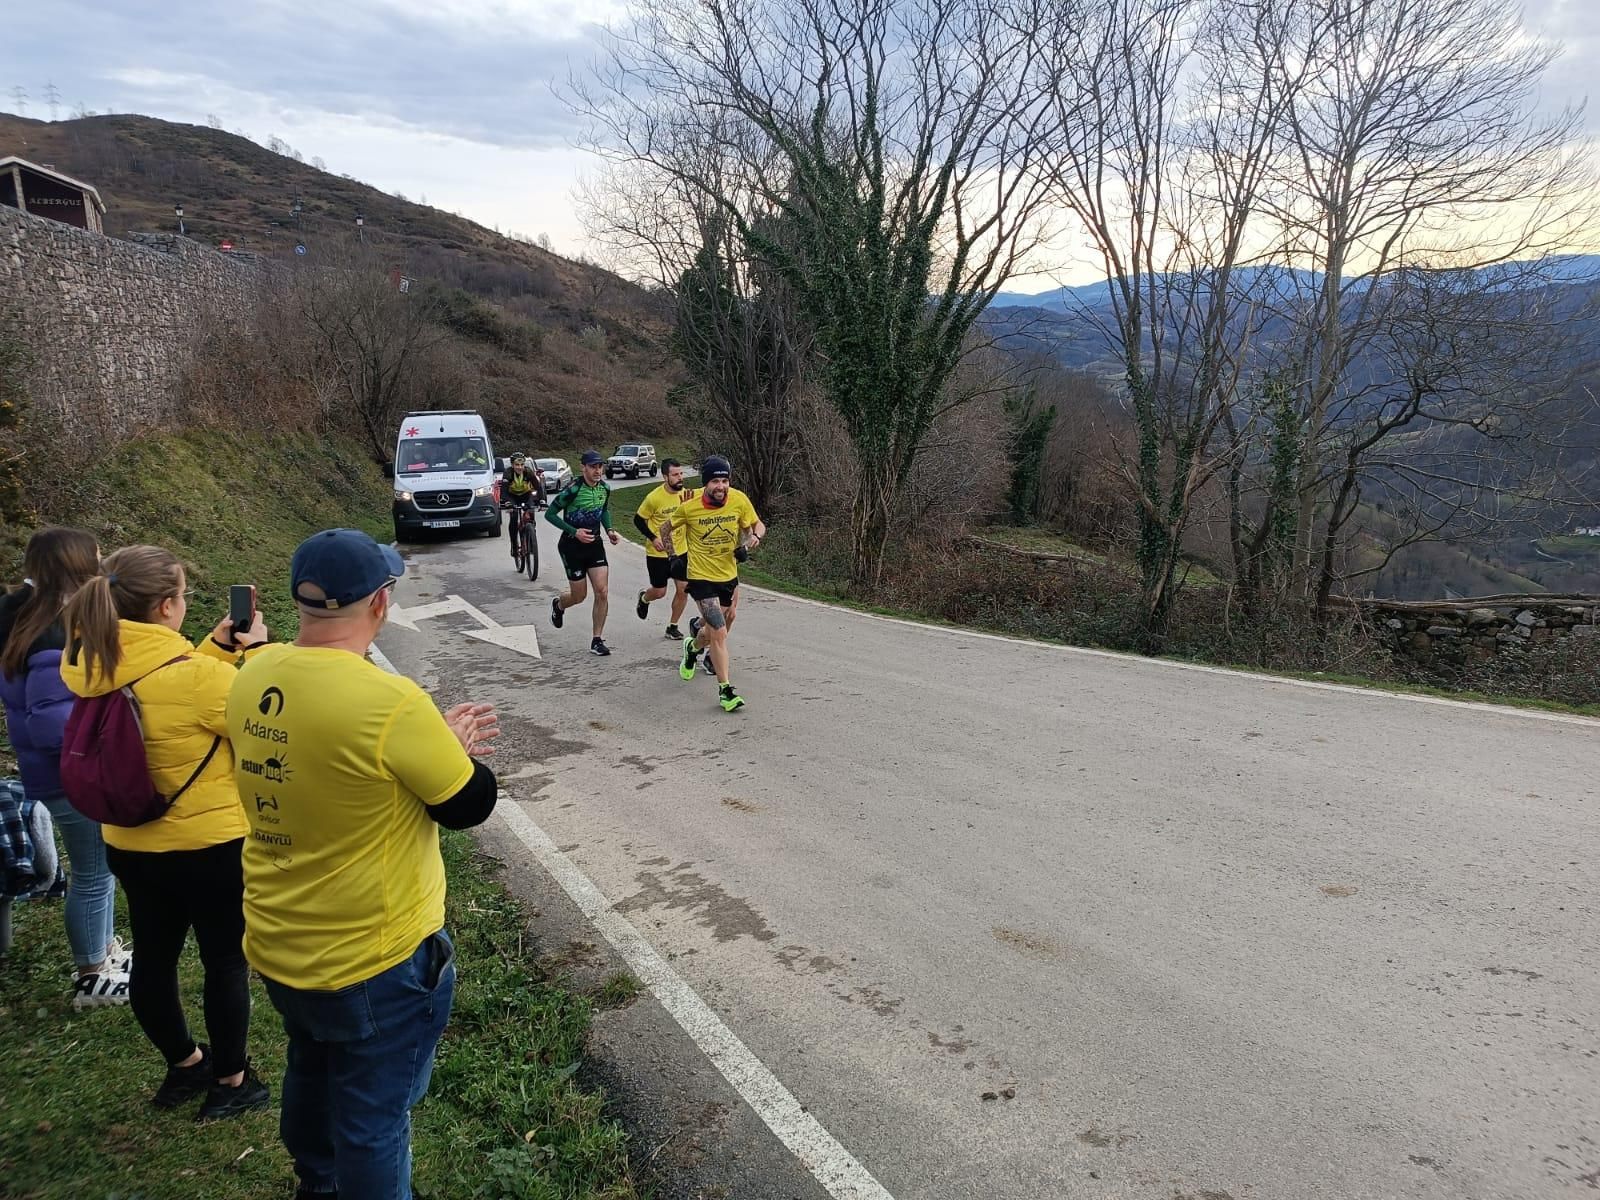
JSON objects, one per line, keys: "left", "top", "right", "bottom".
{"left": 511, "top": 515, "right": 525, "bottom": 572}
{"left": 523, "top": 523, "right": 539, "bottom": 581}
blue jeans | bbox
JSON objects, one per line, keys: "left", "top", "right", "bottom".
{"left": 42, "top": 793, "right": 116, "bottom": 968}
{"left": 263, "top": 930, "right": 456, "bottom": 1200}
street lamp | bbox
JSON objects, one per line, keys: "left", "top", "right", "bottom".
{"left": 291, "top": 195, "right": 303, "bottom": 230}
{"left": 175, "top": 202, "right": 185, "bottom": 237}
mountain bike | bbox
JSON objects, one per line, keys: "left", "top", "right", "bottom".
{"left": 507, "top": 503, "right": 540, "bottom": 581}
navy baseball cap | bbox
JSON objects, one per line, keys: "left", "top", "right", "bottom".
{"left": 702, "top": 455, "right": 731, "bottom": 480}
{"left": 580, "top": 450, "right": 604, "bottom": 466}
{"left": 291, "top": 529, "right": 405, "bottom": 610}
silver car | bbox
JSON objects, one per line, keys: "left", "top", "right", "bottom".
{"left": 536, "top": 457, "right": 572, "bottom": 493}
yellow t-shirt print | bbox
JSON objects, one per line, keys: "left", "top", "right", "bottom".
{"left": 672, "top": 487, "right": 760, "bottom": 583}
{"left": 637, "top": 483, "right": 699, "bottom": 558}
{"left": 227, "top": 644, "right": 474, "bottom": 991}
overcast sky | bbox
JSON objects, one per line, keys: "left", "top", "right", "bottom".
{"left": 2, "top": 0, "right": 1596, "bottom": 280}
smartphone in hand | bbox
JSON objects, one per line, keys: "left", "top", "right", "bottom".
{"left": 229, "top": 585, "right": 257, "bottom": 640}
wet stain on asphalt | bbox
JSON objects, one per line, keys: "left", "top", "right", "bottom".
{"left": 830, "top": 983, "right": 903, "bottom": 1018}
{"left": 1077, "top": 1127, "right": 1136, "bottom": 1148}
{"left": 615, "top": 864, "right": 777, "bottom": 944}
{"left": 992, "top": 927, "right": 1065, "bottom": 959}
{"left": 720, "top": 796, "right": 761, "bottom": 813}
{"left": 775, "top": 945, "right": 845, "bottom": 976}
{"left": 1483, "top": 966, "right": 1543, "bottom": 981}
{"left": 928, "top": 1029, "right": 973, "bottom": 1054}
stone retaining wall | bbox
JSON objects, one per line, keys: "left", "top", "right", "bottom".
{"left": 1370, "top": 599, "right": 1600, "bottom": 665}
{"left": 1, "top": 206, "right": 265, "bottom": 440}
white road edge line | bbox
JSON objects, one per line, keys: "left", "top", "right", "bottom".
{"left": 494, "top": 801, "right": 895, "bottom": 1200}
{"left": 744, "top": 584, "right": 1600, "bottom": 729}
{"left": 367, "top": 638, "right": 895, "bottom": 1200}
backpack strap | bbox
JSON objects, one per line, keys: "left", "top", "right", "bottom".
{"left": 130, "top": 654, "right": 222, "bottom": 806}
{"left": 167, "top": 735, "right": 223, "bottom": 806}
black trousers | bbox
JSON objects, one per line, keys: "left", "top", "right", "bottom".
{"left": 105, "top": 837, "right": 251, "bottom": 1078}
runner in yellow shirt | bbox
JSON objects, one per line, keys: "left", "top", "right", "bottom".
{"left": 670, "top": 455, "right": 765, "bottom": 712}
{"left": 631, "top": 459, "right": 698, "bottom": 640}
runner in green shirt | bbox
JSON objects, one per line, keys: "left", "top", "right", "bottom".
{"left": 544, "top": 451, "right": 622, "bottom": 656}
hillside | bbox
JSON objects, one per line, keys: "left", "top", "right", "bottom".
{"left": 0, "top": 112, "right": 682, "bottom": 452}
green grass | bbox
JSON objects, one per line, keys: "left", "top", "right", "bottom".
{"left": 592, "top": 973, "right": 644, "bottom": 1010}
{"left": 3, "top": 428, "right": 393, "bottom": 644}
{"left": 1535, "top": 534, "right": 1600, "bottom": 557}
{"left": 1, "top": 428, "right": 642, "bottom": 1199}
{"left": 0, "top": 835, "right": 640, "bottom": 1199}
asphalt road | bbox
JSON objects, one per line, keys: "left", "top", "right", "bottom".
{"left": 381, "top": 510, "right": 1600, "bottom": 1200}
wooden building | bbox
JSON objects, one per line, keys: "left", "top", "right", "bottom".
{"left": 0, "top": 156, "right": 106, "bottom": 233}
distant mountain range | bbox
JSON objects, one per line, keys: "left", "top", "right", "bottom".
{"left": 989, "top": 255, "right": 1600, "bottom": 313}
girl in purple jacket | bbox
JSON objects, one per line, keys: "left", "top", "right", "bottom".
{"left": 0, "top": 527, "right": 129, "bottom": 1008}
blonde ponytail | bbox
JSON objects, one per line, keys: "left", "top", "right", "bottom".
{"left": 63, "top": 545, "right": 184, "bottom": 686}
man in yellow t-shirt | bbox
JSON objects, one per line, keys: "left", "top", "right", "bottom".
{"left": 669, "top": 455, "right": 765, "bottom": 712}
{"left": 228, "top": 528, "right": 499, "bottom": 1200}
{"left": 631, "top": 458, "right": 699, "bottom": 640}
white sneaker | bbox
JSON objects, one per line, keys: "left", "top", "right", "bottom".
{"left": 104, "top": 937, "right": 133, "bottom": 972}
{"left": 72, "top": 967, "right": 131, "bottom": 1010}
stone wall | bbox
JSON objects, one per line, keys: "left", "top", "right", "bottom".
{"left": 1368, "top": 597, "right": 1600, "bottom": 666}
{"left": 0, "top": 206, "right": 264, "bottom": 439}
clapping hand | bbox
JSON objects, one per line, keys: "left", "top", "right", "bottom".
{"left": 445, "top": 703, "right": 500, "bottom": 757}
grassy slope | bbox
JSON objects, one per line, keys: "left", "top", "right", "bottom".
{"left": 0, "top": 430, "right": 639, "bottom": 1200}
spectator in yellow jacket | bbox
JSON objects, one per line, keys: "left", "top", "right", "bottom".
{"left": 60, "top": 545, "right": 272, "bottom": 1121}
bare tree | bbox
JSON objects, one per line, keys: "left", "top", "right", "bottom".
{"left": 1039, "top": 0, "right": 1295, "bottom": 643}
{"left": 1247, "top": 0, "right": 1595, "bottom": 609}
{"left": 293, "top": 250, "right": 458, "bottom": 460}
{"left": 576, "top": 0, "right": 1063, "bottom": 588}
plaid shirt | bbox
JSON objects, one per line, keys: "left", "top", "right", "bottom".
{"left": 0, "top": 779, "right": 37, "bottom": 899}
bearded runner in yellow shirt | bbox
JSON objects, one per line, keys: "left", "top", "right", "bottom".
{"left": 670, "top": 455, "right": 765, "bottom": 712}
{"left": 632, "top": 458, "right": 699, "bottom": 640}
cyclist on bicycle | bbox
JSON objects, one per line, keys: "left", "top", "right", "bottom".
{"left": 501, "top": 453, "right": 546, "bottom": 556}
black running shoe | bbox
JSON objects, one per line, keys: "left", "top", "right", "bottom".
{"left": 689, "top": 616, "right": 703, "bottom": 639}
{"left": 153, "top": 1045, "right": 212, "bottom": 1109}
{"left": 718, "top": 683, "right": 745, "bottom": 713}
{"left": 196, "top": 1066, "right": 271, "bottom": 1122}
{"left": 590, "top": 637, "right": 611, "bottom": 656}
{"left": 636, "top": 590, "right": 649, "bottom": 620}
{"left": 664, "top": 623, "right": 682, "bottom": 640}
{"left": 550, "top": 596, "right": 564, "bottom": 629}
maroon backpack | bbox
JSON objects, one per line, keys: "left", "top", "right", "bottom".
{"left": 60, "top": 655, "right": 221, "bottom": 827}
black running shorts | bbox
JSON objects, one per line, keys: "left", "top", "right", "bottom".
{"left": 557, "top": 534, "right": 608, "bottom": 581}
{"left": 646, "top": 554, "right": 686, "bottom": 589}
{"left": 687, "top": 577, "right": 738, "bottom": 607}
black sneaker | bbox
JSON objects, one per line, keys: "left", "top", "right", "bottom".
{"left": 197, "top": 1066, "right": 271, "bottom": 1122}
{"left": 718, "top": 683, "right": 746, "bottom": 713}
{"left": 550, "top": 596, "right": 564, "bottom": 629}
{"left": 689, "top": 616, "right": 703, "bottom": 639}
{"left": 590, "top": 637, "right": 611, "bottom": 657}
{"left": 664, "top": 623, "right": 682, "bottom": 640}
{"left": 636, "top": 590, "right": 649, "bottom": 620}
{"left": 152, "top": 1044, "right": 212, "bottom": 1109}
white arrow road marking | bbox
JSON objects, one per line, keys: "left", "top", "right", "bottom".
{"left": 462, "top": 625, "right": 545, "bottom": 656}
{"left": 388, "top": 595, "right": 541, "bottom": 658}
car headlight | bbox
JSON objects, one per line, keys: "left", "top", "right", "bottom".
{"left": 395, "top": 490, "right": 413, "bottom": 502}
{"left": 475, "top": 486, "right": 493, "bottom": 497}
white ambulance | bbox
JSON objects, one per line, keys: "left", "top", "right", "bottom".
{"left": 387, "top": 410, "right": 503, "bottom": 542}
